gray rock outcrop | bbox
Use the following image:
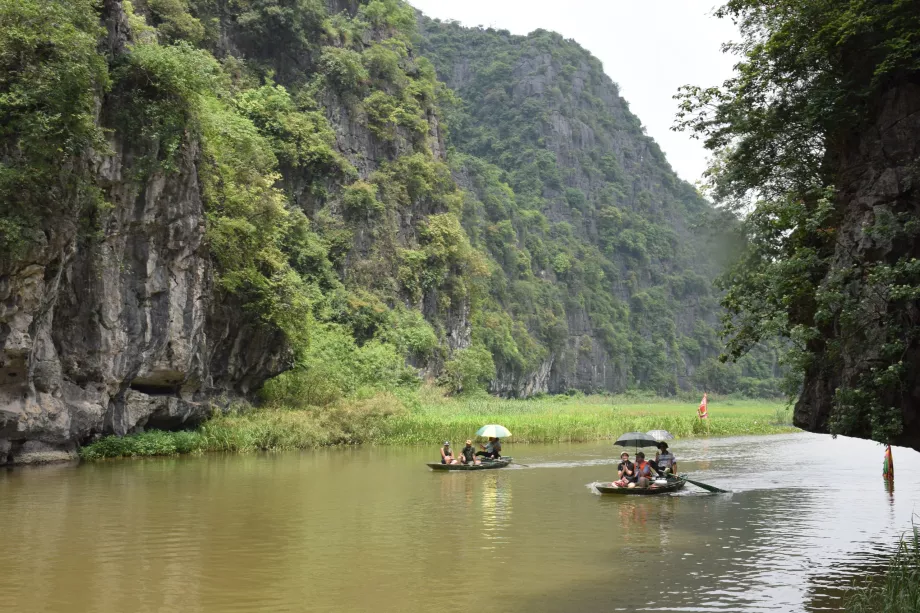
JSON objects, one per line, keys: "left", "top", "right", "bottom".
{"left": 0, "top": 1, "right": 290, "bottom": 465}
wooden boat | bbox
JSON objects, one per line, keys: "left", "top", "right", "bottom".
{"left": 595, "top": 476, "right": 687, "bottom": 495}
{"left": 426, "top": 457, "right": 513, "bottom": 471}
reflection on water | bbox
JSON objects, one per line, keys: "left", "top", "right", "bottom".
{"left": 480, "top": 474, "right": 512, "bottom": 550}
{"left": 1, "top": 433, "right": 918, "bottom": 612}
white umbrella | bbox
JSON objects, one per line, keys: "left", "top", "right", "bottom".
{"left": 476, "top": 424, "right": 512, "bottom": 438}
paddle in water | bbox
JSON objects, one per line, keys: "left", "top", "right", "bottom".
{"left": 678, "top": 474, "right": 729, "bottom": 494}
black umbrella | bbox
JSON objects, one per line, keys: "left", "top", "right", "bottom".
{"left": 646, "top": 429, "right": 675, "bottom": 442}
{"left": 614, "top": 431, "right": 659, "bottom": 454}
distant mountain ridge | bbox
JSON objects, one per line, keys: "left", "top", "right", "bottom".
{"left": 418, "top": 18, "right": 781, "bottom": 396}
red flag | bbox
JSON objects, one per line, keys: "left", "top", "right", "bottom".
{"left": 883, "top": 445, "right": 894, "bottom": 481}
{"left": 698, "top": 393, "right": 709, "bottom": 420}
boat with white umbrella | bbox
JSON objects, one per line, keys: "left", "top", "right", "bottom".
{"left": 426, "top": 425, "right": 513, "bottom": 471}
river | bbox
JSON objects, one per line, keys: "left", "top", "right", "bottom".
{"left": 1, "top": 432, "right": 918, "bottom": 612}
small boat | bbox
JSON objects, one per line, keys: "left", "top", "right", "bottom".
{"left": 426, "top": 457, "right": 513, "bottom": 471}
{"left": 595, "top": 476, "right": 687, "bottom": 495}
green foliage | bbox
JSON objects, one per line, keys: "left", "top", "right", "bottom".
{"left": 113, "top": 20, "right": 320, "bottom": 348}
{"left": 693, "top": 359, "right": 742, "bottom": 395}
{"left": 0, "top": 0, "right": 109, "bottom": 256}
{"left": 342, "top": 180, "right": 383, "bottom": 216}
{"left": 358, "top": 0, "right": 416, "bottom": 34}
{"left": 233, "top": 0, "right": 328, "bottom": 77}
{"left": 363, "top": 40, "right": 408, "bottom": 87}
{"left": 234, "top": 83, "right": 354, "bottom": 176}
{"left": 262, "top": 322, "right": 418, "bottom": 407}
{"left": 379, "top": 307, "right": 439, "bottom": 359}
{"left": 356, "top": 36, "right": 441, "bottom": 146}
{"left": 440, "top": 345, "right": 497, "bottom": 394}
{"left": 147, "top": 0, "right": 205, "bottom": 43}
{"left": 322, "top": 12, "right": 367, "bottom": 49}
{"left": 80, "top": 429, "right": 204, "bottom": 459}
{"left": 319, "top": 46, "right": 369, "bottom": 93}
{"left": 363, "top": 90, "right": 428, "bottom": 142}
{"left": 676, "top": 0, "right": 920, "bottom": 441}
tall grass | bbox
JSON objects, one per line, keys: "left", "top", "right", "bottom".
{"left": 846, "top": 524, "right": 920, "bottom": 613}
{"left": 79, "top": 390, "right": 794, "bottom": 460}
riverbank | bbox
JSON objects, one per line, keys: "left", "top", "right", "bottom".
{"left": 79, "top": 391, "right": 795, "bottom": 460}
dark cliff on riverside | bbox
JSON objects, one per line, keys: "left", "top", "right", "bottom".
{"left": 1, "top": 0, "right": 782, "bottom": 464}
{"left": 0, "top": 0, "right": 291, "bottom": 463}
{"left": 1, "top": 0, "right": 465, "bottom": 463}
{"left": 794, "top": 81, "right": 920, "bottom": 451}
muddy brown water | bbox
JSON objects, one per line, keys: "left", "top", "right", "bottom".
{"left": 2, "top": 432, "right": 919, "bottom": 612}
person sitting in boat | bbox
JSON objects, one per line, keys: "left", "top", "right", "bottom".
{"left": 440, "top": 441, "right": 459, "bottom": 465}
{"left": 459, "top": 440, "right": 480, "bottom": 465}
{"left": 476, "top": 437, "right": 502, "bottom": 459}
{"left": 652, "top": 442, "right": 677, "bottom": 475}
{"left": 613, "top": 452, "right": 635, "bottom": 487}
{"left": 632, "top": 451, "right": 659, "bottom": 488}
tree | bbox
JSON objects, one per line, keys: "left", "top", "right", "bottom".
{"left": 675, "top": 0, "right": 920, "bottom": 446}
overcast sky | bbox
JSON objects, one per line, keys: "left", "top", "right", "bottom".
{"left": 409, "top": 0, "right": 739, "bottom": 185}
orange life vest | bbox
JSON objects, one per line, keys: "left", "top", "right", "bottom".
{"left": 636, "top": 460, "right": 653, "bottom": 478}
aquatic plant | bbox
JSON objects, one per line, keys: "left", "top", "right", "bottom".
{"left": 846, "top": 523, "right": 920, "bottom": 613}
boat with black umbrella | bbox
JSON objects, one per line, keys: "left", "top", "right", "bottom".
{"left": 613, "top": 431, "right": 659, "bottom": 454}
{"left": 592, "top": 431, "right": 728, "bottom": 494}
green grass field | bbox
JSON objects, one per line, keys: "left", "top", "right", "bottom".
{"left": 383, "top": 391, "right": 795, "bottom": 445}
{"left": 79, "top": 390, "right": 796, "bottom": 460}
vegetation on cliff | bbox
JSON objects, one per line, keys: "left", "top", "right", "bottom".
{"left": 417, "top": 19, "right": 785, "bottom": 396}
{"left": 676, "top": 0, "right": 920, "bottom": 446}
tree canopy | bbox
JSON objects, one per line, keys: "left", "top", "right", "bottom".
{"left": 676, "top": 0, "right": 920, "bottom": 444}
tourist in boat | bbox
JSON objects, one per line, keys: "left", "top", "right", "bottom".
{"left": 476, "top": 437, "right": 502, "bottom": 459}
{"left": 440, "top": 441, "right": 459, "bottom": 465}
{"left": 459, "top": 440, "right": 480, "bottom": 465}
{"left": 614, "top": 451, "right": 635, "bottom": 487}
{"left": 633, "top": 451, "right": 659, "bottom": 488}
{"left": 652, "top": 442, "right": 677, "bottom": 475}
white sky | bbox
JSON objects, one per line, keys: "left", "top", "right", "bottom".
{"left": 409, "top": 0, "right": 739, "bottom": 185}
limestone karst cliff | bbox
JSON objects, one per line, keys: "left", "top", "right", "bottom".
{"left": 0, "top": 0, "right": 782, "bottom": 463}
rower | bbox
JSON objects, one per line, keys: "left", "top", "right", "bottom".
{"left": 476, "top": 437, "right": 501, "bottom": 459}
{"left": 654, "top": 442, "right": 677, "bottom": 475}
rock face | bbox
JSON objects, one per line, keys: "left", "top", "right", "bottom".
{"left": 419, "top": 22, "right": 724, "bottom": 397}
{"left": 795, "top": 82, "right": 920, "bottom": 451}
{"left": 0, "top": 1, "right": 290, "bottom": 465}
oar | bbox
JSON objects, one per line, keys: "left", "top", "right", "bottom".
{"left": 677, "top": 474, "right": 729, "bottom": 494}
